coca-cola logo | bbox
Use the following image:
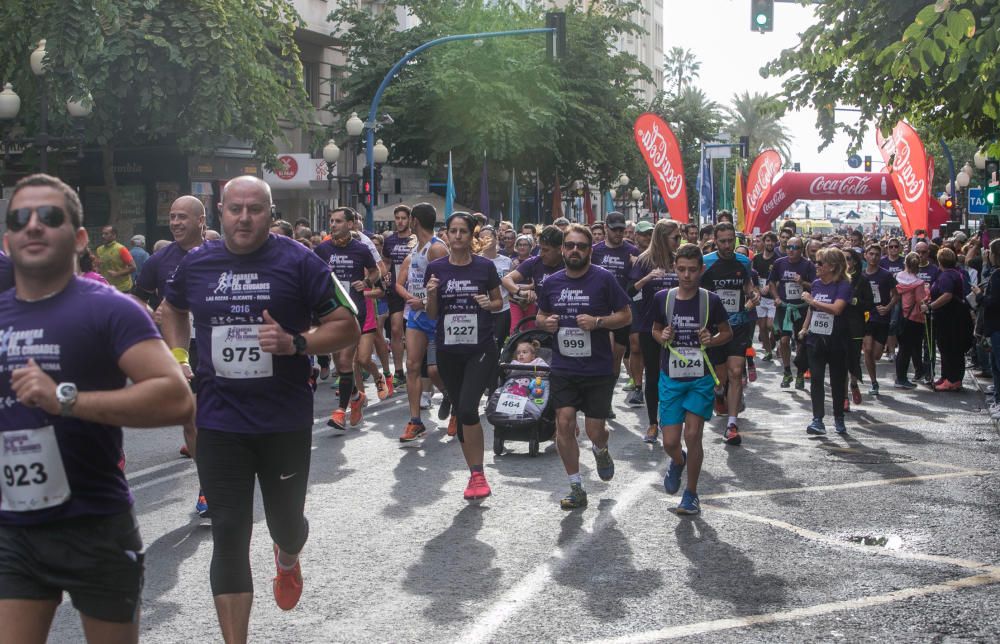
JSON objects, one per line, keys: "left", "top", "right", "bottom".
{"left": 887, "top": 133, "right": 925, "bottom": 204}
{"left": 762, "top": 188, "right": 787, "bottom": 216}
{"left": 637, "top": 122, "right": 683, "bottom": 199}
{"left": 747, "top": 154, "right": 782, "bottom": 212}
{"left": 808, "top": 176, "right": 873, "bottom": 197}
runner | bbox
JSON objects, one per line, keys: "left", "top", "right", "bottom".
{"left": 894, "top": 252, "right": 927, "bottom": 389}
{"left": 95, "top": 225, "right": 137, "bottom": 293}
{"left": 799, "top": 248, "right": 852, "bottom": 435}
{"left": 425, "top": 212, "right": 503, "bottom": 495}
{"left": 134, "top": 195, "right": 210, "bottom": 514}
{"left": 925, "top": 248, "right": 972, "bottom": 391}
{"left": 501, "top": 225, "right": 565, "bottom": 335}
{"left": 477, "top": 226, "right": 513, "bottom": 351}
{"left": 591, "top": 212, "right": 640, "bottom": 397}
{"left": 702, "top": 223, "right": 757, "bottom": 446}
{"left": 914, "top": 241, "right": 940, "bottom": 383}
{"left": 879, "top": 238, "right": 905, "bottom": 360}
{"left": 395, "top": 203, "right": 449, "bottom": 441}
{"left": 537, "top": 225, "right": 632, "bottom": 510}
{"left": 863, "top": 244, "right": 899, "bottom": 396}
{"left": 627, "top": 220, "right": 680, "bottom": 443}
{"left": 590, "top": 222, "right": 606, "bottom": 244}
{"left": 0, "top": 174, "right": 192, "bottom": 644}
{"left": 383, "top": 206, "right": 415, "bottom": 390}
{"left": 161, "top": 176, "right": 360, "bottom": 640}
{"left": 844, "top": 249, "right": 875, "bottom": 410}
{"left": 769, "top": 236, "right": 815, "bottom": 389}
{"left": 653, "top": 243, "right": 732, "bottom": 516}
{"left": 751, "top": 231, "right": 779, "bottom": 361}
{"left": 315, "top": 208, "right": 382, "bottom": 434}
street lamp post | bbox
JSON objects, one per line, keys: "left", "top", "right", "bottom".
{"left": 956, "top": 163, "right": 972, "bottom": 227}
{"left": 345, "top": 111, "right": 364, "bottom": 209}
{"left": 631, "top": 187, "right": 642, "bottom": 219}
{"left": 0, "top": 40, "right": 92, "bottom": 175}
{"left": 322, "top": 139, "right": 340, "bottom": 193}
{"left": 573, "top": 179, "right": 584, "bottom": 222}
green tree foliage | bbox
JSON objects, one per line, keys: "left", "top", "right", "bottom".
{"left": 724, "top": 91, "right": 792, "bottom": 162}
{"left": 763, "top": 0, "right": 1000, "bottom": 153}
{"left": 662, "top": 46, "right": 701, "bottom": 98}
{"left": 329, "top": 0, "right": 651, "bottom": 203}
{"left": 0, "top": 0, "right": 309, "bottom": 223}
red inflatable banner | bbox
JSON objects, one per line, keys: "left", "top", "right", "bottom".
{"left": 634, "top": 113, "right": 689, "bottom": 223}
{"left": 876, "top": 121, "right": 929, "bottom": 238}
{"left": 747, "top": 173, "right": 899, "bottom": 232}
{"left": 744, "top": 149, "right": 783, "bottom": 233}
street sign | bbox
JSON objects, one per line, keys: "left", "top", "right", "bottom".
{"left": 847, "top": 154, "right": 862, "bottom": 169}
{"left": 969, "top": 188, "right": 988, "bottom": 215}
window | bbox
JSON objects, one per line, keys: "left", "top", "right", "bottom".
{"left": 302, "top": 61, "right": 320, "bottom": 107}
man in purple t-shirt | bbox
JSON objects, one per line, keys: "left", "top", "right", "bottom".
{"left": 382, "top": 205, "right": 414, "bottom": 387}
{"left": 0, "top": 174, "right": 192, "bottom": 642}
{"left": 537, "top": 225, "right": 632, "bottom": 510}
{"left": 161, "top": 176, "right": 360, "bottom": 636}
{"left": 591, "top": 211, "right": 640, "bottom": 390}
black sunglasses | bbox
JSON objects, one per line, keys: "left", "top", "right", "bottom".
{"left": 786, "top": 244, "right": 801, "bottom": 250}
{"left": 563, "top": 241, "right": 590, "bottom": 251}
{"left": 7, "top": 205, "right": 67, "bottom": 232}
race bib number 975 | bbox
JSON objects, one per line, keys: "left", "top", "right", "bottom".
{"left": 212, "top": 325, "right": 274, "bottom": 379}
{"left": 0, "top": 426, "right": 70, "bottom": 512}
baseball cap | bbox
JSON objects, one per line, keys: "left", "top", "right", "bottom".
{"left": 605, "top": 212, "right": 627, "bottom": 229}
{"left": 130, "top": 234, "right": 145, "bottom": 246}
{"left": 635, "top": 220, "right": 653, "bottom": 234}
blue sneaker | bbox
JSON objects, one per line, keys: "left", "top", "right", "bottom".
{"left": 663, "top": 450, "right": 686, "bottom": 495}
{"left": 676, "top": 489, "right": 700, "bottom": 515}
{"left": 594, "top": 447, "right": 615, "bottom": 481}
{"left": 195, "top": 491, "right": 210, "bottom": 518}
{"left": 834, "top": 417, "right": 847, "bottom": 434}
{"left": 806, "top": 418, "right": 826, "bottom": 435}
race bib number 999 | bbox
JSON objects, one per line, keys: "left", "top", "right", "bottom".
{"left": 557, "top": 327, "right": 592, "bottom": 357}
{"left": 0, "top": 426, "right": 70, "bottom": 512}
{"left": 212, "top": 325, "right": 274, "bottom": 379}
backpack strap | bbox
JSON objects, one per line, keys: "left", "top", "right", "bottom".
{"left": 661, "top": 287, "right": 720, "bottom": 385}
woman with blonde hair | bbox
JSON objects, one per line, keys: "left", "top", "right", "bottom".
{"left": 894, "top": 251, "right": 927, "bottom": 388}
{"left": 799, "top": 247, "right": 852, "bottom": 435}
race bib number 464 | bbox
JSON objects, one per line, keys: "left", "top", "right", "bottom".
{"left": 212, "top": 325, "right": 274, "bottom": 379}
{"left": 0, "top": 426, "right": 70, "bottom": 512}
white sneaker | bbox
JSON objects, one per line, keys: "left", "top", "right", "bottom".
{"left": 989, "top": 403, "right": 1000, "bottom": 420}
{"left": 420, "top": 392, "right": 432, "bottom": 409}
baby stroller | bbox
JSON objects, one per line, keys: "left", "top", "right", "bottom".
{"left": 486, "top": 321, "right": 556, "bottom": 457}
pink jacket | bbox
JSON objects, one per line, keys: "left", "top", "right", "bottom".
{"left": 896, "top": 271, "right": 926, "bottom": 323}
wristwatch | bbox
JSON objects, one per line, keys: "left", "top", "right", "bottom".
{"left": 56, "top": 382, "right": 78, "bottom": 417}
{"left": 292, "top": 333, "right": 308, "bottom": 356}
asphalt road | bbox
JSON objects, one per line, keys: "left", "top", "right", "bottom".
{"left": 46, "top": 356, "right": 999, "bottom": 643}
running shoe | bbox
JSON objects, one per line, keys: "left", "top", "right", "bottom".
{"left": 663, "top": 450, "right": 686, "bottom": 495}
{"left": 713, "top": 395, "right": 727, "bottom": 416}
{"left": 349, "top": 392, "right": 366, "bottom": 426}
{"left": 419, "top": 392, "right": 432, "bottom": 409}
{"left": 762, "top": 351, "right": 773, "bottom": 362}
{"left": 803, "top": 370, "right": 811, "bottom": 380}
{"left": 594, "top": 447, "right": 615, "bottom": 481}
{"left": 438, "top": 394, "right": 452, "bottom": 421}
{"left": 560, "top": 483, "right": 588, "bottom": 510}
{"left": 384, "top": 376, "right": 395, "bottom": 398}
{"left": 795, "top": 375, "right": 806, "bottom": 390}
{"left": 989, "top": 403, "right": 1000, "bottom": 420}
{"left": 623, "top": 378, "right": 637, "bottom": 392}
{"left": 869, "top": 382, "right": 880, "bottom": 396}
{"left": 327, "top": 409, "right": 347, "bottom": 435}
{"left": 180, "top": 444, "right": 191, "bottom": 458}
{"left": 843, "top": 399, "right": 851, "bottom": 413}
{"left": 319, "top": 366, "right": 330, "bottom": 380}
{"left": 675, "top": 489, "right": 700, "bottom": 515}
{"left": 834, "top": 417, "right": 847, "bottom": 434}
{"left": 934, "top": 379, "right": 962, "bottom": 392}
{"left": 806, "top": 418, "right": 826, "bottom": 435}
{"left": 724, "top": 423, "right": 742, "bottom": 446}
{"left": 851, "top": 383, "right": 862, "bottom": 405}
{"left": 781, "top": 373, "right": 793, "bottom": 388}
{"left": 643, "top": 426, "right": 659, "bottom": 444}
{"left": 195, "top": 493, "right": 210, "bottom": 518}
{"left": 447, "top": 416, "right": 458, "bottom": 437}
{"left": 607, "top": 409, "right": 617, "bottom": 420}
{"left": 399, "top": 421, "right": 426, "bottom": 442}
{"left": 626, "top": 389, "right": 644, "bottom": 407}
{"left": 376, "top": 377, "right": 390, "bottom": 401}
{"left": 894, "top": 379, "right": 917, "bottom": 390}
{"left": 272, "top": 544, "right": 303, "bottom": 611}
{"left": 747, "top": 360, "right": 757, "bottom": 383}
{"left": 393, "top": 373, "right": 405, "bottom": 390}
{"left": 463, "top": 471, "right": 492, "bottom": 501}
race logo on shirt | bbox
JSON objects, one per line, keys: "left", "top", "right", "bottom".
{"left": 0, "top": 327, "right": 61, "bottom": 371}
{"left": 209, "top": 271, "right": 271, "bottom": 302}
{"left": 444, "top": 279, "right": 480, "bottom": 295}
{"left": 556, "top": 289, "right": 590, "bottom": 305}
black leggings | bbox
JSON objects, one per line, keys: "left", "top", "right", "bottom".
{"left": 436, "top": 344, "right": 499, "bottom": 442}
{"left": 494, "top": 309, "right": 511, "bottom": 352}
{"left": 197, "top": 428, "right": 312, "bottom": 596}
{"left": 936, "top": 312, "right": 967, "bottom": 384}
{"left": 639, "top": 332, "right": 661, "bottom": 426}
{"left": 896, "top": 319, "right": 925, "bottom": 381}
{"left": 807, "top": 336, "right": 848, "bottom": 421}
{"left": 847, "top": 337, "right": 863, "bottom": 382}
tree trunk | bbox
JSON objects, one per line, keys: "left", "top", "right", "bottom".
{"left": 101, "top": 144, "right": 120, "bottom": 230}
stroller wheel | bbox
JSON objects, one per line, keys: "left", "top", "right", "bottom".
{"left": 528, "top": 439, "right": 540, "bottom": 457}
{"left": 493, "top": 434, "right": 505, "bottom": 456}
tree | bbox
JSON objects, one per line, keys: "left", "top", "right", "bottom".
{"left": 328, "top": 0, "right": 652, "bottom": 209}
{"left": 0, "top": 0, "right": 310, "bottom": 226}
{"left": 652, "top": 86, "right": 724, "bottom": 213}
{"left": 724, "top": 91, "right": 792, "bottom": 162}
{"left": 762, "top": 1, "right": 1000, "bottom": 154}
{"left": 662, "top": 46, "right": 701, "bottom": 97}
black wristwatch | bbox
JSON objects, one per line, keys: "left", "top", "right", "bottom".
{"left": 292, "top": 333, "right": 308, "bottom": 356}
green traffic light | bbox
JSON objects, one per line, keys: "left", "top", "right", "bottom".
{"left": 988, "top": 191, "right": 997, "bottom": 205}
{"left": 755, "top": 14, "right": 767, "bottom": 25}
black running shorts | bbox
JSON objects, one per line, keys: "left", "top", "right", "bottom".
{"left": 550, "top": 373, "right": 616, "bottom": 419}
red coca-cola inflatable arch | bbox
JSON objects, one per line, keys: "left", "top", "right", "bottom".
{"left": 743, "top": 122, "right": 933, "bottom": 238}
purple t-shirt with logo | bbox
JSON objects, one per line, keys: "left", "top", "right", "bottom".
{"left": 0, "top": 252, "right": 14, "bottom": 292}
{"left": 768, "top": 256, "right": 816, "bottom": 303}
{"left": 383, "top": 232, "right": 414, "bottom": 301}
{"left": 165, "top": 235, "right": 341, "bottom": 434}
{"left": 514, "top": 255, "right": 564, "bottom": 290}
{"left": 652, "top": 289, "right": 728, "bottom": 381}
{"left": 628, "top": 261, "right": 678, "bottom": 332}
{"left": 591, "top": 241, "right": 639, "bottom": 289}
{"left": 314, "top": 238, "right": 376, "bottom": 314}
{"left": 807, "top": 278, "right": 852, "bottom": 344}
{"left": 879, "top": 256, "right": 905, "bottom": 276}
{"left": 0, "top": 278, "right": 161, "bottom": 525}
{"left": 865, "top": 268, "right": 896, "bottom": 322}
{"left": 136, "top": 241, "right": 192, "bottom": 298}
{"left": 917, "top": 263, "right": 940, "bottom": 288}
{"left": 538, "top": 265, "right": 631, "bottom": 376}
{"left": 425, "top": 255, "right": 500, "bottom": 354}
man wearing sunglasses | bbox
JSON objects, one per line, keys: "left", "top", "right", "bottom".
{"left": 0, "top": 174, "right": 193, "bottom": 643}
{"left": 768, "top": 237, "right": 816, "bottom": 389}
{"left": 537, "top": 225, "right": 632, "bottom": 510}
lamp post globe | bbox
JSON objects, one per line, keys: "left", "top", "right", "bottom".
{"left": 956, "top": 171, "right": 970, "bottom": 189}
{"left": 631, "top": 187, "right": 641, "bottom": 201}
{"left": 960, "top": 162, "right": 974, "bottom": 179}
{"left": 322, "top": 139, "right": 340, "bottom": 164}
{"left": 373, "top": 139, "right": 388, "bottom": 164}
{"left": 30, "top": 40, "right": 47, "bottom": 76}
{"left": 345, "top": 112, "right": 364, "bottom": 137}
{"left": 617, "top": 173, "right": 629, "bottom": 188}
{"left": 66, "top": 92, "right": 93, "bottom": 118}
{"left": 974, "top": 150, "right": 988, "bottom": 170}
{"left": 0, "top": 83, "right": 20, "bottom": 120}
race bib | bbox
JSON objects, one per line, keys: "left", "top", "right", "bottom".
{"left": 785, "top": 281, "right": 803, "bottom": 300}
{"left": 444, "top": 313, "right": 478, "bottom": 345}
{"left": 632, "top": 291, "right": 643, "bottom": 302}
{"left": 557, "top": 327, "right": 592, "bottom": 357}
{"left": 870, "top": 285, "right": 881, "bottom": 305}
{"left": 809, "top": 311, "right": 834, "bottom": 336}
{"left": 668, "top": 347, "right": 705, "bottom": 379}
{"left": 0, "top": 426, "right": 70, "bottom": 512}
{"left": 496, "top": 393, "right": 527, "bottom": 415}
{"left": 758, "top": 277, "right": 768, "bottom": 289}
{"left": 718, "top": 289, "right": 741, "bottom": 314}
{"left": 211, "top": 325, "right": 273, "bottom": 379}
{"left": 410, "top": 286, "right": 427, "bottom": 301}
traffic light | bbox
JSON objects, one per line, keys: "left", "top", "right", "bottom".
{"left": 985, "top": 159, "right": 1000, "bottom": 210}
{"left": 373, "top": 164, "right": 383, "bottom": 198}
{"left": 739, "top": 135, "right": 750, "bottom": 159}
{"left": 792, "top": 162, "right": 801, "bottom": 172}
{"left": 359, "top": 165, "right": 372, "bottom": 207}
{"left": 546, "top": 12, "right": 566, "bottom": 60}
{"left": 750, "top": 0, "right": 773, "bottom": 33}
{"left": 864, "top": 155, "right": 872, "bottom": 172}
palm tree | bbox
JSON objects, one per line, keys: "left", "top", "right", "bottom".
{"left": 725, "top": 91, "right": 793, "bottom": 162}
{"left": 663, "top": 47, "right": 701, "bottom": 97}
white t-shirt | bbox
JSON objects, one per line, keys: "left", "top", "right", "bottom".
{"left": 490, "top": 253, "right": 513, "bottom": 312}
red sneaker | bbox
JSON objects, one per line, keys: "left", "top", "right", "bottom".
{"left": 447, "top": 416, "right": 458, "bottom": 437}
{"left": 179, "top": 444, "right": 191, "bottom": 458}
{"left": 463, "top": 471, "right": 492, "bottom": 501}
{"left": 349, "top": 392, "right": 367, "bottom": 426}
{"left": 851, "top": 384, "right": 862, "bottom": 405}
{"left": 272, "top": 544, "right": 303, "bottom": 611}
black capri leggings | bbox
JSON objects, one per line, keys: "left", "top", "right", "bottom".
{"left": 639, "top": 331, "right": 662, "bottom": 426}
{"left": 436, "top": 343, "right": 499, "bottom": 442}
{"left": 197, "top": 427, "right": 312, "bottom": 596}
{"left": 807, "top": 335, "right": 848, "bottom": 421}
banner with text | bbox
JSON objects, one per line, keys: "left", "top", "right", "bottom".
{"left": 743, "top": 149, "right": 783, "bottom": 233}
{"left": 634, "top": 113, "right": 689, "bottom": 223}
{"left": 876, "top": 121, "right": 929, "bottom": 238}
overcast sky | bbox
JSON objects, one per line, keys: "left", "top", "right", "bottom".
{"left": 663, "top": 0, "right": 882, "bottom": 173}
